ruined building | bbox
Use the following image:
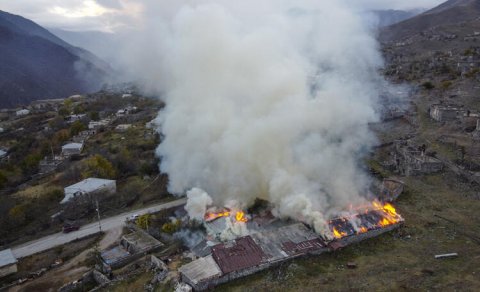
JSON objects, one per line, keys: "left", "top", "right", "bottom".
{"left": 429, "top": 104, "right": 464, "bottom": 122}
{"left": 393, "top": 141, "right": 444, "bottom": 176}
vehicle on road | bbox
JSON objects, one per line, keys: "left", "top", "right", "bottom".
{"left": 127, "top": 213, "right": 140, "bottom": 221}
{"left": 62, "top": 224, "right": 80, "bottom": 233}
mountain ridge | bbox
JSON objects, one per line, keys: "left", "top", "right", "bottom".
{"left": 0, "top": 10, "right": 111, "bottom": 108}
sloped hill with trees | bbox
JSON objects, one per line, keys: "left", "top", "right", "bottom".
{"left": 0, "top": 10, "right": 111, "bottom": 108}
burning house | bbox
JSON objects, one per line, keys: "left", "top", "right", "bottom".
{"left": 179, "top": 201, "right": 404, "bottom": 290}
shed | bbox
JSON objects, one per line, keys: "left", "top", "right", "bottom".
{"left": 61, "top": 142, "right": 83, "bottom": 156}
{"left": 62, "top": 178, "right": 116, "bottom": 204}
{"left": 0, "top": 249, "right": 18, "bottom": 278}
{"left": 15, "top": 109, "right": 30, "bottom": 116}
{"left": 115, "top": 124, "right": 132, "bottom": 132}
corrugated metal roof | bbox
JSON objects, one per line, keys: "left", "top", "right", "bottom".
{"left": 211, "top": 236, "right": 265, "bottom": 274}
{"left": 62, "top": 142, "right": 83, "bottom": 149}
{"left": 250, "top": 223, "right": 323, "bottom": 261}
{"left": 65, "top": 178, "right": 115, "bottom": 194}
{"left": 62, "top": 178, "right": 116, "bottom": 203}
{"left": 0, "top": 249, "right": 17, "bottom": 267}
{"left": 179, "top": 255, "right": 222, "bottom": 284}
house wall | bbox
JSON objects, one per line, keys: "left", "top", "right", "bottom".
{"left": 62, "top": 148, "right": 82, "bottom": 156}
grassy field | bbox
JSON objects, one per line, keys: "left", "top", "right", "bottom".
{"left": 218, "top": 171, "right": 480, "bottom": 291}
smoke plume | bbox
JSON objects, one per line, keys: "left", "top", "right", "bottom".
{"left": 125, "top": 0, "right": 385, "bottom": 233}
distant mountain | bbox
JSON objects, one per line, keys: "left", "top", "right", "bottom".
{"left": 49, "top": 28, "right": 121, "bottom": 65}
{"left": 373, "top": 9, "right": 423, "bottom": 27}
{"left": 0, "top": 10, "right": 112, "bottom": 108}
{"left": 380, "top": 0, "right": 480, "bottom": 42}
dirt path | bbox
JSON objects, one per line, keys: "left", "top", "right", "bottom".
{"left": 10, "top": 227, "right": 123, "bottom": 292}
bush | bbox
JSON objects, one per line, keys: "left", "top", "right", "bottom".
{"left": 82, "top": 154, "right": 117, "bottom": 179}
{"left": 70, "top": 120, "right": 87, "bottom": 137}
{"left": 161, "top": 220, "right": 181, "bottom": 234}
{"left": 440, "top": 80, "right": 452, "bottom": 90}
{"left": 422, "top": 81, "right": 435, "bottom": 90}
{"left": 136, "top": 214, "right": 151, "bottom": 229}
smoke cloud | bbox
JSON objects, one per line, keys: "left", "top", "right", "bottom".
{"left": 124, "top": 0, "right": 385, "bottom": 233}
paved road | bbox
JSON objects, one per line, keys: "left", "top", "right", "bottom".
{"left": 12, "top": 198, "right": 187, "bottom": 259}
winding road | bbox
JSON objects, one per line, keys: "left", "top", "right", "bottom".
{"left": 11, "top": 198, "right": 187, "bottom": 259}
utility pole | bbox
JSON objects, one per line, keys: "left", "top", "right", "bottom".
{"left": 50, "top": 143, "right": 55, "bottom": 160}
{"left": 96, "top": 198, "right": 102, "bottom": 232}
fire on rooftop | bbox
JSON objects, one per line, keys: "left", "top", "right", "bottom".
{"left": 178, "top": 200, "right": 404, "bottom": 290}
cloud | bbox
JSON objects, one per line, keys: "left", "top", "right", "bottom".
{"left": 0, "top": 0, "right": 141, "bottom": 32}
{"left": 0, "top": 0, "right": 446, "bottom": 32}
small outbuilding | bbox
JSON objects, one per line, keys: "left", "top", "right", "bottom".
{"left": 15, "top": 109, "right": 30, "bottom": 116}
{"left": 115, "top": 124, "right": 132, "bottom": 132}
{"left": 0, "top": 249, "right": 18, "bottom": 278}
{"left": 62, "top": 178, "right": 116, "bottom": 204}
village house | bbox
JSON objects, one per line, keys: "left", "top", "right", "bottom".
{"left": 15, "top": 109, "right": 30, "bottom": 117}
{"left": 116, "top": 106, "right": 137, "bottom": 117}
{"left": 429, "top": 104, "right": 464, "bottom": 122}
{"left": 0, "top": 249, "right": 18, "bottom": 278}
{"left": 61, "top": 178, "right": 116, "bottom": 204}
{"left": 66, "top": 114, "right": 87, "bottom": 123}
{"left": 393, "top": 141, "right": 444, "bottom": 176}
{"left": 89, "top": 119, "right": 111, "bottom": 130}
{"left": 101, "top": 229, "right": 164, "bottom": 269}
{"left": 115, "top": 124, "right": 132, "bottom": 132}
{"left": 61, "top": 142, "right": 83, "bottom": 157}
{"left": 30, "top": 99, "right": 64, "bottom": 111}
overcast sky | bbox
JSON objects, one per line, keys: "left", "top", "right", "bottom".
{"left": 0, "top": 0, "right": 446, "bottom": 32}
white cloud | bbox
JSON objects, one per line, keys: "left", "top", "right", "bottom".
{"left": 0, "top": 0, "right": 446, "bottom": 32}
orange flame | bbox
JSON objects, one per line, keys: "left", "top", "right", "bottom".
{"left": 235, "top": 211, "right": 248, "bottom": 223}
{"left": 330, "top": 200, "right": 403, "bottom": 239}
{"left": 372, "top": 201, "right": 401, "bottom": 227}
{"left": 204, "top": 210, "right": 230, "bottom": 221}
{"left": 333, "top": 227, "right": 348, "bottom": 239}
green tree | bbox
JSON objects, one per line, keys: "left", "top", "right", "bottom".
{"left": 73, "top": 104, "right": 86, "bottom": 114}
{"left": 21, "top": 153, "right": 42, "bottom": 173}
{"left": 89, "top": 111, "right": 100, "bottom": 121}
{"left": 70, "top": 120, "right": 86, "bottom": 137}
{"left": 82, "top": 154, "right": 117, "bottom": 179}
{"left": 58, "top": 107, "right": 70, "bottom": 117}
{"left": 54, "top": 129, "right": 71, "bottom": 146}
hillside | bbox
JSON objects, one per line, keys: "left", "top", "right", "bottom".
{"left": 373, "top": 9, "right": 422, "bottom": 27}
{"left": 380, "top": 0, "right": 480, "bottom": 42}
{"left": 0, "top": 11, "right": 111, "bottom": 108}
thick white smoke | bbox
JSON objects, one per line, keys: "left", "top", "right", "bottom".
{"left": 124, "top": 0, "right": 385, "bottom": 233}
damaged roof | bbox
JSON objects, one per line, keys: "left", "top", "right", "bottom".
{"left": 211, "top": 236, "right": 265, "bottom": 274}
